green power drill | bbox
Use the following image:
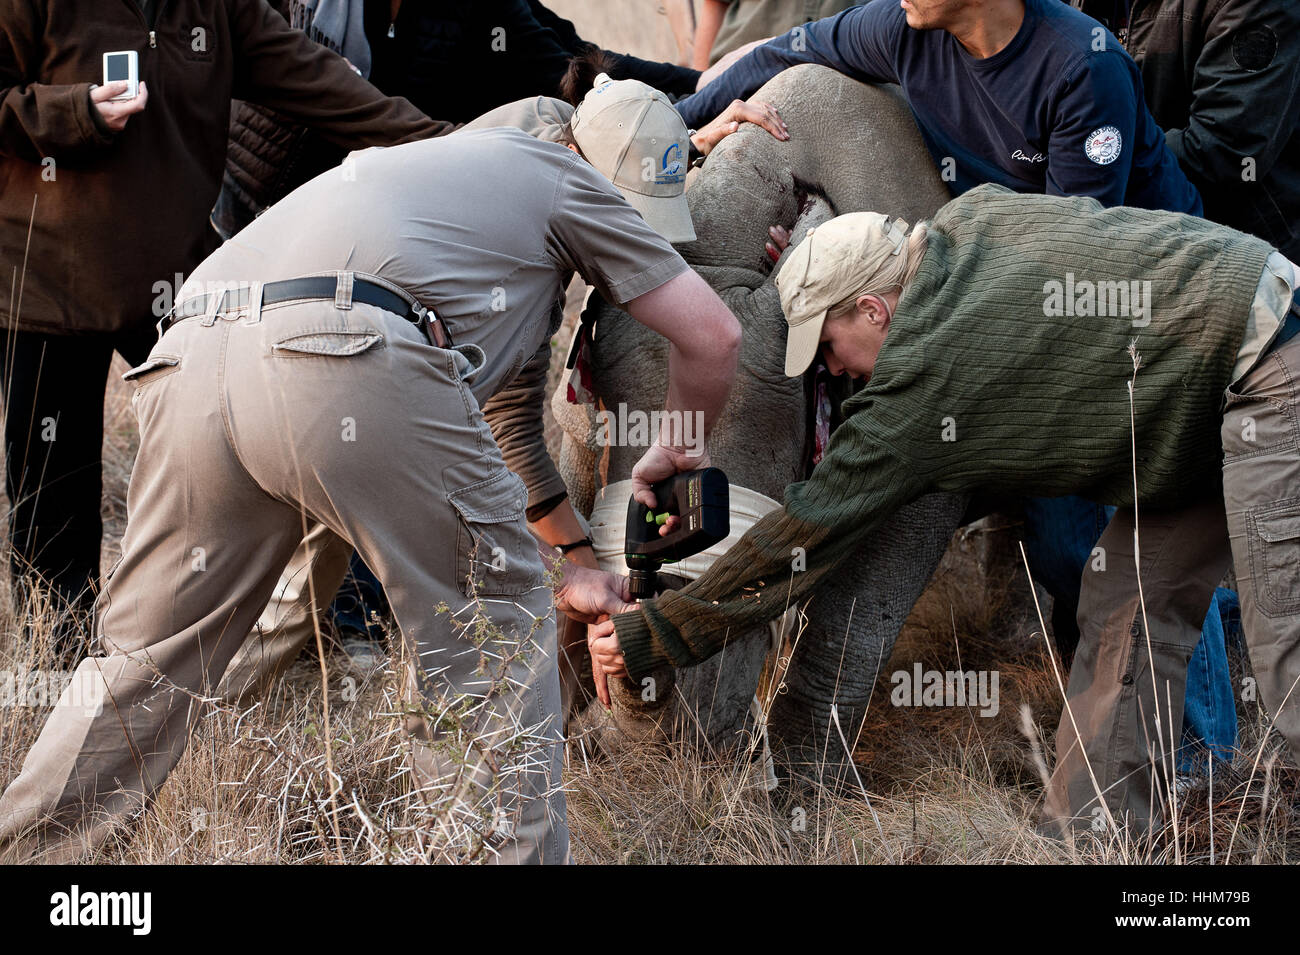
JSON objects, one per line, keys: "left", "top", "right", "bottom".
{"left": 624, "top": 468, "right": 730, "bottom": 600}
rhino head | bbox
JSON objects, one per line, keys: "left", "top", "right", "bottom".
{"left": 560, "top": 65, "right": 968, "bottom": 783}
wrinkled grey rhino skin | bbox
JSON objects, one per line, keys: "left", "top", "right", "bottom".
{"left": 564, "top": 65, "right": 970, "bottom": 783}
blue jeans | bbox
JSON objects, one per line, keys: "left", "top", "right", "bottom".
{"left": 328, "top": 552, "right": 389, "bottom": 639}
{"left": 1022, "top": 495, "right": 1237, "bottom": 774}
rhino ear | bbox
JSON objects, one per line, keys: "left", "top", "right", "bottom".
{"left": 790, "top": 195, "right": 836, "bottom": 246}
{"left": 764, "top": 194, "right": 836, "bottom": 286}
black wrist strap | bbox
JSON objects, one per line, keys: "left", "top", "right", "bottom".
{"left": 687, "top": 132, "right": 704, "bottom": 165}
{"left": 556, "top": 537, "right": 594, "bottom": 554}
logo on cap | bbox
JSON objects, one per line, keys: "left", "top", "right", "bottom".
{"left": 658, "top": 143, "right": 685, "bottom": 185}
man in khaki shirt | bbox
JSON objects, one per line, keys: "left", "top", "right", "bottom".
{"left": 0, "top": 83, "right": 741, "bottom": 865}
{"left": 217, "top": 80, "right": 705, "bottom": 716}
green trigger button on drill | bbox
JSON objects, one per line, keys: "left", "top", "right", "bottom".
{"left": 625, "top": 468, "right": 730, "bottom": 600}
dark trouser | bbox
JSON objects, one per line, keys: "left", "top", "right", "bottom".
{"left": 0, "top": 326, "right": 155, "bottom": 622}
{"left": 328, "top": 551, "right": 389, "bottom": 638}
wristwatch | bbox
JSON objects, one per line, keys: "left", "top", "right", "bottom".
{"left": 687, "top": 129, "right": 706, "bottom": 167}
{"left": 556, "top": 537, "right": 594, "bottom": 554}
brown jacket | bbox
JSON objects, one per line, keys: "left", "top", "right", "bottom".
{"left": 0, "top": 0, "right": 452, "bottom": 336}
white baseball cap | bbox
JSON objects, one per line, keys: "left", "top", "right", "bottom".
{"left": 775, "top": 212, "right": 910, "bottom": 377}
{"left": 570, "top": 73, "right": 696, "bottom": 244}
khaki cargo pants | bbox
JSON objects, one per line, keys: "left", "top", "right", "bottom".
{"left": 1044, "top": 257, "right": 1300, "bottom": 835}
{"left": 0, "top": 280, "right": 568, "bottom": 864}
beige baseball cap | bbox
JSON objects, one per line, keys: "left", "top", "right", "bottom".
{"left": 774, "top": 211, "right": 910, "bottom": 377}
{"left": 570, "top": 73, "right": 696, "bottom": 244}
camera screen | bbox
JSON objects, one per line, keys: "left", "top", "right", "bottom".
{"left": 105, "top": 54, "right": 130, "bottom": 82}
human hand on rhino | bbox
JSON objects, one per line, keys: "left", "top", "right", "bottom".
{"left": 690, "top": 98, "right": 788, "bottom": 156}
{"left": 765, "top": 224, "right": 792, "bottom": 263}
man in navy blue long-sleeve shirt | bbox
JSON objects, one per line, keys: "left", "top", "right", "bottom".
{"left": 677, "top": 0, "right": 1201, "bottom": 213}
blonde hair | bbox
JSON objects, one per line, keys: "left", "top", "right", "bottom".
{"left": 828, "top": 220, "right": 929, "bottom": 317}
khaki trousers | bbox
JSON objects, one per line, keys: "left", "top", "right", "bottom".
{"left": 216, "top": 521, "right": 353, "bottom": 704}
{"left": 0, "top": 289, "right": 568, "bottom": 864}
{"left": 1042, "top": 497, "right": 1232, "bottom": 833}
{"left": 1044, "top": 332, "right": 1300, "bottom": 836}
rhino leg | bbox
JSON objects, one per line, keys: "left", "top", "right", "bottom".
{"left": 767, "top": 492, "right": 969, "bottom": 788}
{"left": 672, "top": 629, "right": 771, "bottom": 752}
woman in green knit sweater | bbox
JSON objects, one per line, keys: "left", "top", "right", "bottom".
{"left": 591, "top": 182, "right": 1300, "bottom": 835}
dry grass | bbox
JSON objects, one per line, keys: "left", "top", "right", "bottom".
{"left": 1, "top": 356, "right": 1297, "bottom": 864}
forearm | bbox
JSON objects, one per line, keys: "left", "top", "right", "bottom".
{"left": 1164, "top": 0, "right": 1300, "bottom": 187}
{"left": 482, "top": 341, "right": 597, "bottom": 565}
{"left": 614, "top": 504, "right": 848, "bottom": 677}
{"left": 530, "top": 498, "right": 590, "bottom": 552}
{"left": 482, "top": 343, "right": 569, "bottom": 511}
{"left": 674, "top": 6, "right": 887, "bottom": 127}
{"left": 537, "top": 541, "right": 581, "bottom": 589}
{"left": 661, "top": 344, "right": 733, "bottom": 451}
{"left": 613, "top": 419, "right": 926, "bottom": 677}
{"left": 603, "top": 52, "right": 701, "bottom": 99}
{"left": 0, "top": 6, "right": 113, "bottom": 161}
{"left": 0, "top": 83, "right": 113, "bottom": 162}
{"left": 692, "top": 0, "right": 730, "bottom": 70}
{"left": 1165, "top": 82, "right": 1300, "bottom": 189}
{"left": 1166, "top": 89, "right": 1300, "bottom": 188}
{"left": 674, "top": 38, "right": 792, "bottom": 128}
{"left": 232, "top": 0, "right": 451, "bottom": 146}
{"left": 625, "top": 269, "right": 741, "bottom": 449}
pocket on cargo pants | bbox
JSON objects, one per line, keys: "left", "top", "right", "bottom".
{"left": 1220, "top": 339, "right": 1300, "bottom": 759}
{"left": 449, "top": 468, "right": 543, "bottom": 598}
{"left": 1221, "top": 346, "right": 1300, "bottom": 618}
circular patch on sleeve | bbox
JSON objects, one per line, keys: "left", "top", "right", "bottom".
{"left": 1233, "top": 25, "right": 1278, "bottom": 72}
{"left": 1085, "top": 125, "right": 1123, "bottom": 165}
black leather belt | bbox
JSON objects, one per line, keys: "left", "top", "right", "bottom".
{"left": 161, "top": 275, "right": 449, "bottom": 347}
